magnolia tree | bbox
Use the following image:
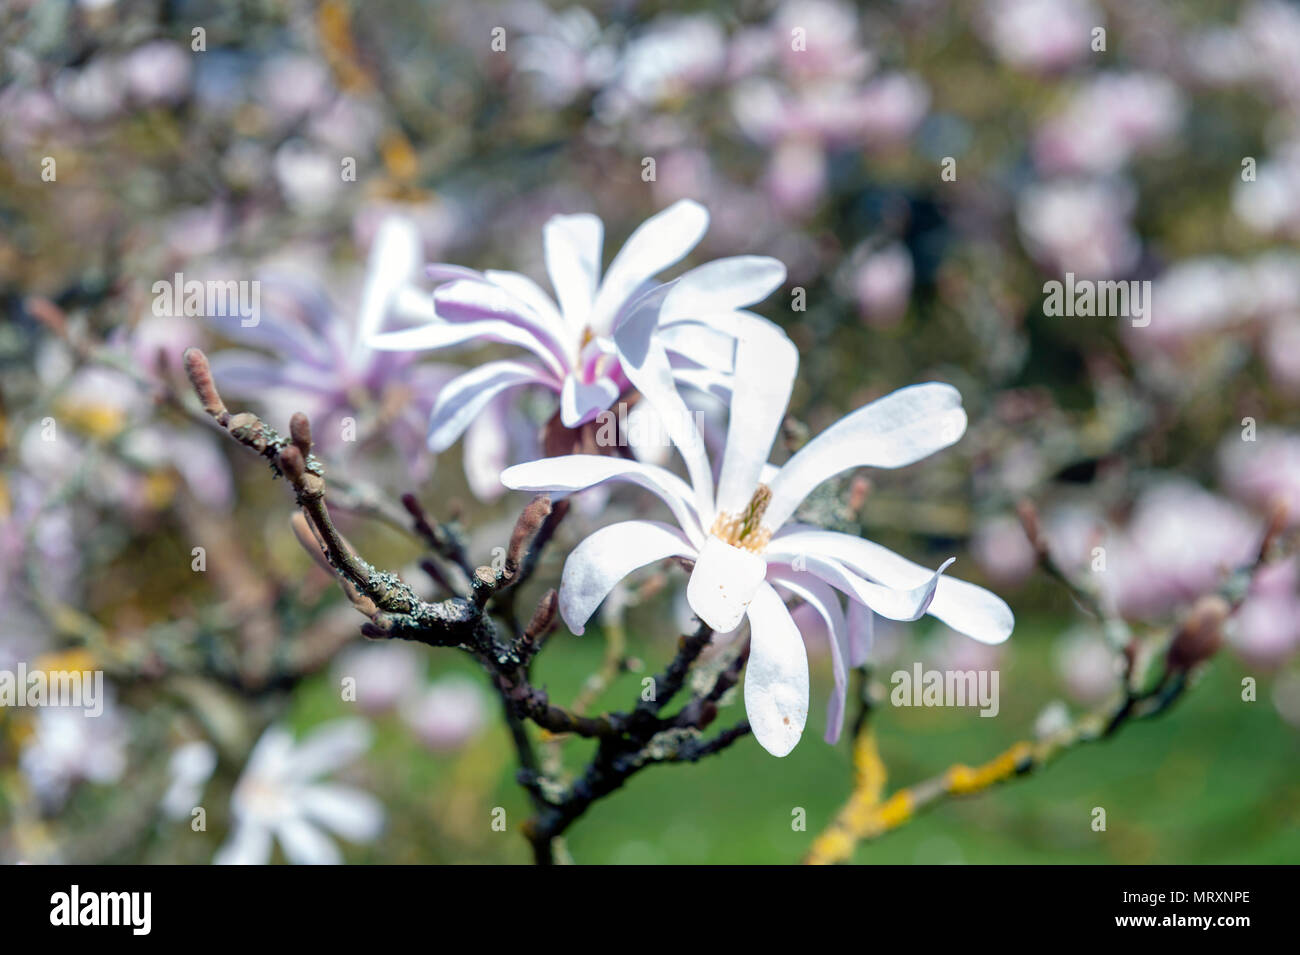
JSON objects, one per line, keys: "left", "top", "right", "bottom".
{"left": 167, "top": 203, "right": 1279, "bottom": 864}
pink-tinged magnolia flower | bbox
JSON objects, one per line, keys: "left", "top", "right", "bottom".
{"left": 208, "top": 216, "right": 452, "bottom": 478}
{"left": 215, "top": 720, "right": 383, "bottom": 866}
{"left": 1017, "top": 178, "right": 1140, "bottom": 279}
{"left": 1101, "top": 481, "right": 1259, "bottom": 620}
{"left": 400, "top": 675, "right": 490, "bottom": 752}
{"left": 20, "top": 687, "right": 127, "bottom": 809}
{"left": 979, "top": 0, "right": 1101, "bottom": 74}
{"left": 1220, "top": 429, "right": 1300, "bottom": 526}
{"left": 502, "top": 314, "right": 1013, "bottom": 757}
{"left": 368, "top": 200, "right": 786, "bottom": 459}
{"left": 1034, "top": 73, "right": 1185, "bottom": 176}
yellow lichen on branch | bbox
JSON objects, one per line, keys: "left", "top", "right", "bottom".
{"left": 805, "top": 737, "right": 1036, "bottom": 865}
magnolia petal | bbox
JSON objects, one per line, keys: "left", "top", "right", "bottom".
{"left": 773, "top": 527, "right": 1014, "bottom": 644}
{"left": 589, "top": 199, "right": 709, "bottom": 333}
{"left": 767, "top": 568, "right": 849, "bottom": 745}
{"left": 502, "top": 455, "right": 704, "bottom": 543}
{"left": 660, "top": 255, "right": 787, "bottom": 324}
{"left": 668, "top": 365, "right": 733, "bottom": 404}
{"left": 847, "top": 599, "right": 874, "bottom": 668}
{"left": 783, "top": 551, "right": 951, "bottom": 622}
{"left": 613, "top": 285, "right": 716, "bottom": 517}
{"left": 368, "top": 317, "right": 568, "bottom": 380}
{"left": 213, "top": 820, "right": 273, "bottom": 866}
{"left": 544, "top": 213, "right": 604, "bottom": 331}
{"left": 206, "top": 350, "right": 338, "bottom": 398}
{"left": 560, "top": 520, "right": 696, "bottom": 634}
{"left": 433, "top": 280, "right": 570, "bottom": 368}
{"left": 765, "top": 383, "right": 968, "bottom": 530}
{"left": 744, "top": 582, "right": 810, "bottom": 757}
{"left": 715, "top": 315, "right": 799, "bottom": 516}
{"left": 357, "top": 216, "right": 422, "bottom": 348}
{"left": 426, "top": 263, "right": 483, "bottom": 284}
{"left": 299, "top": 783, "right": 385, "bottom": 842}
{"left": 428, "top": 360, "right": 550, "bottom": 452}
{"left": 275, "top": 817, "right": 342, "bottom": 865}
{"left": 559, "top": 373, "right": 620, "bottom": 428}
{"left": 285, "top": 719, "right": 371, "bottom": 781}
{"left": 687, "top": 535, "right": 768, "bottom": 634}
{"left": 660, "top": 321, "right": 736, "bottom": 372}
{"left": 484, "top": 269, "right": 572, "bottom": 351}
{"left": 462, "top": 393, "right": 511, "bottom": 502}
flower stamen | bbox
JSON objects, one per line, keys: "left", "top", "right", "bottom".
{"left": 710, "top": 484, "right": 773, "bottom": 552}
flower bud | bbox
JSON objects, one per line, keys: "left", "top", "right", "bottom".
{"left": 1166, "top": 595, "right": 1230, "bottom": 671}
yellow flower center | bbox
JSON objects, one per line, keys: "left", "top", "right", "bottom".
{"left": 709, "top": 484, "right": 773, "bottom": 553}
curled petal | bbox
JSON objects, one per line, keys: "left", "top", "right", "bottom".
{"left": 773, "top": 527, "right": 1014, "bottom": 644}
{"left": 560, "top": 520, "right": 695, "bottom": 634}
{"left": 428, "top": 360, "right": 551, "bottom": 452}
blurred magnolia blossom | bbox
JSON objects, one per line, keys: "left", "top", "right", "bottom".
{"left": 120, "top": 41, "right": 193, "bottom": 105}
{"left": 1219, "top": 429, "right": 1300, "bottom": 526}
{"left": 733, "top": 73, "right": 929, "bottom": 217}
{"left": 971, "top": 513, "right": 1038, "bottom": 588}
{"left": 1034, "top": 73, "right": 1185, "bottom": 176}
{"left": 400, "top": 675, "right": 490, "bottom": 752}
{"left": 368, "top": 200, "right": 786, "bottom": 493}
{"left": 160, "top": 741, "right": 218, "bottom": 820}
{"left": 1, "top": 473, "right": 81, "bottom": 612}
{"left": 1233, "top": 140, "right": 1300, "bottom": 239}
{"left": 979, "top": 0, "right": 1101, "bottom": 73}
{"left": 207, "top": 217, "right": 454, "bottom": 482}
{"left": 846, "top": 242, "right": 914, "bottom": 327}
{"left": 1101, "top": 481, "right": 1259, "bottom": 620}
{"left": 513, "top": 4, "right": 619, "bottom": 106}
{"left": 1232, "top": 558, "right": 1300, "bottom": 666}
{"left": 19, "top": 687, "right": 128, "bottom": 809}
{"left": 331, "top": 642, "right": 423, "bottom": 715}
{"left": 1055, "top": 628, "right": 1120, "bottom": 704}
{"left": 770, "top": 0, "right": 875, "bottom": 83}
{"left": 1122, "top": 253, "right": 1300, "bottom": 372}
{"left": 19, "top": 356, "right": 233, "bottom": 515}
{"left": 594, "top": 14, "right": 728, "bottom": 122}
{"left": 1017, "top": 178, "right": 1140, "bottom": 279}
{"left": 215, "top": 720, "right": 383, "bottom": 865}
{"left": 504, "top": 313, "right": 1013, "bottom": 756}
{"left": 729, "top": 1, "right": 927, "bottom": 218}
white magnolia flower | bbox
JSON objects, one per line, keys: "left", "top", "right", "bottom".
{"left": 502, "top": 314, "right": 1013, "bottom": 757}
{"left": 160, "top": 740, "right": 218, "bottom": 820}
{"left": 215, "top": 719, "right": 383, "bottom": 865}
{"left": 368, "top": 199, "right": 786, "bottom": 454}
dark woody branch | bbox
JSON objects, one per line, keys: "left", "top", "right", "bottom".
{"left": 182, "top": 347, "right": 750, "bottom": 863}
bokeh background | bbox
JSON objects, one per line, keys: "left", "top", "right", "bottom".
{"left": 1, "top": 0, "right": 1298, "bottom": 863}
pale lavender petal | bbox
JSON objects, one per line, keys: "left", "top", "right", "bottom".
{"left": 427, "top": 359, "right": 551, "bottom": 452}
